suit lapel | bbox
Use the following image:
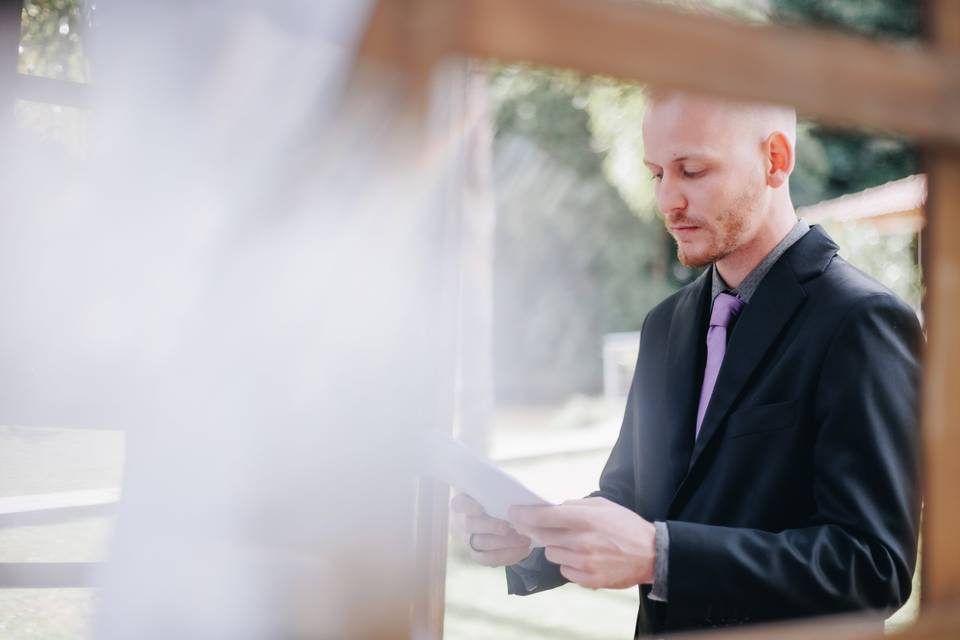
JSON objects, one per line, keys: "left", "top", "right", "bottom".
{"left": 647, "top": 268, "right": 712, "bottom": 518}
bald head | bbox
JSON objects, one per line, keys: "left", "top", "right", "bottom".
{"left": 641, "top": 90, "right": 800, "bottom": 275}
{"left": 644, "top": 90, "right": 797, "bottom": 163}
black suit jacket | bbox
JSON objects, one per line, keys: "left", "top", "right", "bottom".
{"left": 506, "top": 225, "right": 923, "bottom": 636}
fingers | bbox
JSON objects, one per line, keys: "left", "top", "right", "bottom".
{"left": 450, "top": 492, "right": 485, "bottom": 516}
{"left": 470, "top": 546, "right": 533, "bottom": 568}
{"left": 451, "top": 493, "right": 536, "bottom": 568}
{"left": 559, "top": 564, "right": 600, "bottom": 589}
{"left": 517, "top": 526, "right": 590, "bottom": 550}
{"left": 508, "top": 504, "right": 592, "bottom": 530}
{"left": 451, "top": 495, "right": 523, "bottom": 538}
{"left": 543, "top": 545, "right": 587, "bottom": 570}
{"left": 465, "top": 514, "right": 513, "bottom": 536}
{"left": 466, "top": 531, "right": 532, "bottom": 552}
{"left": 562, "top": 497, "right": 607, "bottom": 507}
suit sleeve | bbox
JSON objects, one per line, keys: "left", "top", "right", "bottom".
{"left": 666, "top": 293, "right": 922, "bottom": 620}
{"left": 505, "top": 318, "right": 647, "bottom": 595}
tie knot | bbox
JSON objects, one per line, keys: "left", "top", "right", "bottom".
{"left": 710, "top": 292, "right": 744, "bottom": 328}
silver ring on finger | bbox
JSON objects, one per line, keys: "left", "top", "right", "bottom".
{"left": 469, "top": 533, "right": 482, "bottom": 552}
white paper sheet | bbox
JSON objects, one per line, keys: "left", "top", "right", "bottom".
{"left": 422, "top": 431, "right": 551, "bottom": 523}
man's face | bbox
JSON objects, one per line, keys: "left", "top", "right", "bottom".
{"left": 642, "top": 95, "right": 768, "bottom": 268}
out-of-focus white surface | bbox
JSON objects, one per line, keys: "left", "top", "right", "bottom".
{"left": 0, "top": 2, "right": 469, "bottom": 637}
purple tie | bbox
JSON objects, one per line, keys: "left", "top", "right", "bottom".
{"left": 695, "top": 292, "right": 744, "bottom": 439}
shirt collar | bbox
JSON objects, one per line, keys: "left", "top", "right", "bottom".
{"left": 711, "top": 218, "right": 810, "bottom": 304}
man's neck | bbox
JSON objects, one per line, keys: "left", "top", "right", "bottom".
{"left": 716, "top": 208, "right": 797, "bottom": 289}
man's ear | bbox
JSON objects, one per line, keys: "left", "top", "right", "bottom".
{"left": 763, "top": 131, "right": 794, "bottom": 188}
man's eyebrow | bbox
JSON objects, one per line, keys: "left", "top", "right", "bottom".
{"left": 670, "top": 153, "right": 717, "bottom": 163}
{"left": 643, "top": 153, "right": 718, "bottom": 166}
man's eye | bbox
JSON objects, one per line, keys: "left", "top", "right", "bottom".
{"left": 682, "top": 169, "right": 705, "bottom": 178}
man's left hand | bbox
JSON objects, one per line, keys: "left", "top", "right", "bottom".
{"left": 508, "top": 497, "right": 656, "bottom": 590}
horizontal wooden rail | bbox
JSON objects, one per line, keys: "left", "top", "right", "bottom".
{"left": 459, "top": 0, "right": 960, "bottom": 143}
{"left": 360, "top": 0, "right": 960, "bottom": 144}
{"left": 667, "top": 605, "right": 960, "bottom": 640}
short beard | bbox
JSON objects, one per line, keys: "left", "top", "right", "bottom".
{"left": 674, "top": 184, "right": 758, "bottom": 268}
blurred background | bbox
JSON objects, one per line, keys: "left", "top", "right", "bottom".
{"left": 2, "top": 0, "right": 926, "bottom": 638}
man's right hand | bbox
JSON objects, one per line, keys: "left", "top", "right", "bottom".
{"left": 450, "top": 493, "right": 534, "bottom": 567}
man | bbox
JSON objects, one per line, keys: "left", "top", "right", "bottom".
{"left": 451, "top": 91, "right": 923, "bottom": 636}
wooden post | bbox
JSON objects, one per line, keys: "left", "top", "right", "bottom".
{"left": 920, "top": 151, "right": 960, "bottom": 607}
{"left": 920, "top": 0, "right": 960, "bottom": 608}
{"left": 357, "top": 4, "right": 470, "bottom": 638}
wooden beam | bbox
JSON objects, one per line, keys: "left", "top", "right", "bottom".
{"left": 667, "top": 605, "right": 960, "bottom": 640}
{"left": 457, "top": 0, "right": 960, "bottom": 144}
{"left": 355, "top": 0, "right": 461, "bottom": 100}
{"left": 927, "top": 0, "right": 960, "bottom": 50}
{"left": 798, "top": 174, "right": 926, "bottom": 232}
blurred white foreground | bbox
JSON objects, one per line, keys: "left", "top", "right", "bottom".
{"left": 0, "top": 1, "right": 468, "bottom": 637}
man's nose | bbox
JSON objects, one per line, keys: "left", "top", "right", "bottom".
{"left": 656, "top": 174, "right": 686, "bottom": 215}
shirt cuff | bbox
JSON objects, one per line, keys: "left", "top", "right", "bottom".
{"left": 510, "top": 549, "right": 541, "bottom": 592}
{"left": 647, "top": 521, "right": 669, "bottom": 602}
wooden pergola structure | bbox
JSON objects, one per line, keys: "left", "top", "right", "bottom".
{"left": 799, "top": 174, "right": 927, "bottom": 235}
{"left": 2, "top": 0, "right": 959, "bottom": 638}
{"left": 357, "top": 1, "right": 960, "bottom": 638}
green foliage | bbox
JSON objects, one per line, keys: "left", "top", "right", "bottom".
{"left": 769, "top": 0, "right": 922, "bottom": 41}
{"left": 584, "top": 79, "right": 657, "bottom": 220}
{"left": 791, "top": 128, "right": 918, "bottom": 207}
{"left": 492, "top": 67, "right": 597, "bottom": 178}
{"left": 490, "top": 67, "right": 676, "bottom": 402}
{"left": 19, "top": 0, "right": 88, "bottom": 83}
